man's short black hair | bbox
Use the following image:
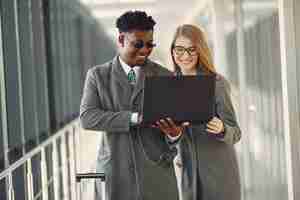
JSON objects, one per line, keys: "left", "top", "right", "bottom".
{"left": 116, "top": 10, "right": 156, "bottom": 32}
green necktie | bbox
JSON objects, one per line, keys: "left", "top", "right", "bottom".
{"left": 128, "top": 69, "right": 136, "bottom": 84}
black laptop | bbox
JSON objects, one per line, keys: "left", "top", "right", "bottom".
{"left": 141, "top": 74, "right": 216, "bottom": 125}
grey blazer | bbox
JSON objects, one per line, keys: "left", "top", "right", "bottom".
{"left": 180, "top": 75, "right": 242, "bottom": 200}
{"left": 80, "top": 56, "right": 179, "bottom": 200}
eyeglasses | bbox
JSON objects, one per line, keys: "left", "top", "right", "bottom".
{"left": 172, "top": 46, "right": 198, "bottom": 56}
{"left": 128, "top": 39, "right": 156, "bottom": 49}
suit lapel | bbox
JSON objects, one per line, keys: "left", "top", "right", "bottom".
{"left": 111, "top": 55, "right": 133, "bottom": 91}
{"left": 130, "top": 70, "right": 145, "bottom": 104}
{"left": 130, "top": 60, "right": 157, "bottom": 104}
{"left": 111, "top": 56, "right": 159, "bottom": 108}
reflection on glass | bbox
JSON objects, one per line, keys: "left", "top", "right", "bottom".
{"left": 46, "top": 144, "right": 53, "bottom": 180}
{"left": 241, "top": 0, "right": 288, "bottom": 199}
{"left": 0, "top": 93, "right": 4, "bottom": 172}
{"left": 1, "top": 0, "right": 24, "bottom": 166}
{"left": 219, "top": 0, "right": 239, "bottom": 88}
{"left": 295, "top": 0, "right": 300, "bottom": 120}
{"left": 57, "top": 137, "right": 62, "bottom": 167}
{"left": 59, "top": 171, "right": 64, "bottom": 198}
{"left": 8, "top": 145, "right": 23, "bottom": 164}
{"left": 36, "top": 196, "right": 42, "bottom": 200}
{"left": 48, "top": 182, "right": 54, "bottom": 200}
{"left": 242, "top": 0, "right": 278, "bottom": 29}
{"left": 0, "top": 178, "right": 6, "bottom": 200}
{"left": 32, "top": 153, "right": 42, "bottom": 197}
{"left": 13, "top": 165, "right": 26, "bottom": 200}
{"left": 17, "top": 0, "right": 39, "bottom": 154}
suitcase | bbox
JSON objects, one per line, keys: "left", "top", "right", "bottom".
{"left": 76, "top": 173, "right": 106, "bottom": 200}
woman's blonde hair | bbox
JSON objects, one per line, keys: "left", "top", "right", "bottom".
{"left": 170, "top": 24, "right": 216, "bottom": 74}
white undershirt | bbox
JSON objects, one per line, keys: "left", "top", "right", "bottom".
{"left": 119, "top": 56, "right": 140, "bottom": 81}
{"left": 174, "top": 144, "right": 183, "bottom": 200}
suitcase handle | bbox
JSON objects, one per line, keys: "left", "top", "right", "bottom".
{"left": 76, "top": 173, "right": 105, "bottom": 182}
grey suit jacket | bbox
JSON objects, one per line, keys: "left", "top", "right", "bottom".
{"left": 80, "top": 56, "right": 179, "bottom": 200}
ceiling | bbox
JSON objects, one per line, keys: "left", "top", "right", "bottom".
{"left": 79, "top": 0, "right": 278, "bottom": 65}
{"left": 79, "top": 0, "right": 208, "bottom": 65}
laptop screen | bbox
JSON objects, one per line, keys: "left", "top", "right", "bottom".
{"left": 142, "top": 74, "right": 216, "bottom": 125}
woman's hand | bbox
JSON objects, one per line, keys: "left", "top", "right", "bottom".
{"left": 206, "top": 117, "right": 225, "bottom": 135}
{"left": 153, "top": 117, "right": 190, "bottom": 137}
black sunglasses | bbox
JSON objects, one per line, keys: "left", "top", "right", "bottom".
{"left": 129, "top": 39, "right": 156, "bottom": 49}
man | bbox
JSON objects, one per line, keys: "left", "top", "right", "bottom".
{"left": 80, "top": 11, "right": 185, "bottom": 200}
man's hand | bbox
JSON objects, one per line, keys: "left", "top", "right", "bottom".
{"left": 152, "top": 117, "right": 190, "bottom": 137}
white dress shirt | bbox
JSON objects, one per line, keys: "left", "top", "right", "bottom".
{"left": 119, "top": 56, "right": 141, "bottom": 83}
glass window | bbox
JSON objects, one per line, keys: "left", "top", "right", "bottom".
{"left": 63, "top": 2, "right": 73, "bottom": 124}
{"left": 0, "top": 178, "right": 6, "bottom": 200}
{"left": 0, "top": 89, "right": 5, "bottom": 172}
{"left": 48, "top": 182, "right": 54, "bottom": 200}
{"left": 13, "top": 165, "right": 26, "bottom": 200}
{"left": 46, "top": 144, "right": 53, "bottom": 181}
{"left": 295, "top": 0, "right": 300, "bottom": 123}
{"left": 35, "top": 196, "right": 42, "bottom": 200}
{"left": 42, "top": 0, "right": 56, "bottom": 132}
{"left": 0, "top": 3, "right": 5, "bottom": 173}
{"left": 241, "top": 0, "right": 288, "bottom": 199}
{"left": 225, "top": 31, "right": 239, "bottom": 87}
{"left": 69, "top": 13, "right": 81, "bottom": 118}
{"left": 31, "top": 0, "right": 51, "bottom": 142}
{"left": 45, "top": 0, "right": 63, "bottom": 132}
{"left": 17, "top": 0, "right": 39, "bottom": 153}
{"left": 59, "top": 170, "right": 64, "bottom": 199}
{"left": 65, "top": 133, "right": 72, "bottom": 197}
{"left": 57, "top": 138, "right": 62, "bottom": 168}
{"left": 1, "top": 0, "right": 24, "bottom": 164}
{"left": 56, "top": 137, "right": 64, "bottom": 198}
{"left": 31, "top": 153, "right": 42, "bottom": 198}
{"left": 57, "top": 0, "right": 66, "bottom": 128}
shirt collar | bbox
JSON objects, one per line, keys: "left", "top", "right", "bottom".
{"left": 118, "top": 56, "right": 141, "bottom": 76}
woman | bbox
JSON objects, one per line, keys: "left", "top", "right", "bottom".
{"left": 158, "top": 24, "right": 242, "bottom": 200}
